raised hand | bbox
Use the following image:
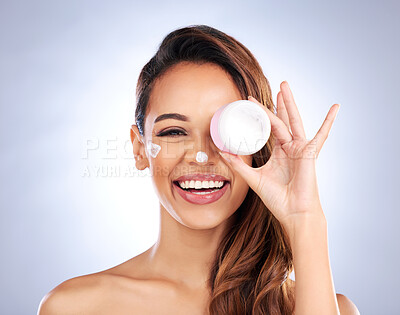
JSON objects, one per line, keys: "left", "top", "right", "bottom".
{"left": 219, "top": 81, "right": 340, "bottom": 229}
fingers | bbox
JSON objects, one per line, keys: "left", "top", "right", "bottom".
{"left": 277, "top": 91, "right": 290, "bottom": 130}
{"left": 248, "top": 96, "right": 293, "bottom": 145}
{"left": 280, "top": 81, "right": 307, "bottom": 140}
{"left": 312, "top": 104, "right": 340, "bottom": 155}
{"left": 275, "top": 91, "right": 290, "bottom": 148}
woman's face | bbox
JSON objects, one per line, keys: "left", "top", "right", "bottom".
{"left": 133, "top": 61, "right": 253, "bottom": 230}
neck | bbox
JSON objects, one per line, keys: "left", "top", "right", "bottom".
{"left": 146, "top": 205, "right": 233, "bottom": 290}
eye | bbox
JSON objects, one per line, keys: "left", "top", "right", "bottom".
{"left": 156, "top": 128, "right": 187, "bottom": 137}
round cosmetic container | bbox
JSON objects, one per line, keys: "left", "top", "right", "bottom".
{"left": 210, "top": 100, "right": 271, "bottom": 155}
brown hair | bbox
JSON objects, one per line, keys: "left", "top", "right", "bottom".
{"left": 134, "top": 24, "right": 295, "bottom": 314}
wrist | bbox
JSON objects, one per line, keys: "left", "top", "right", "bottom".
{"left": 282, "top": 212, "right": 327, "bottom": 243}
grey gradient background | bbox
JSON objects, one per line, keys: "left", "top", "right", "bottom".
{"left": 1, "top": 0, "right": 399, "bottom": 314}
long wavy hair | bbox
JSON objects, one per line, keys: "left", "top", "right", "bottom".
{"left": 134, "top": 25, "right": 295, "bottom": 315}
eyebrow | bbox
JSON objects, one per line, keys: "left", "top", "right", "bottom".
{"left": 154, "top": 113, "right": 190, "bottom": 124}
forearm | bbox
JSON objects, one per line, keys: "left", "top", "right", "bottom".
{"left": 285, "top": 213, "right": 340, "bottom": 315}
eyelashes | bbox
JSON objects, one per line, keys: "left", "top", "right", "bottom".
{"left": 156, "top": 128, "right": 187, "bottom": 137}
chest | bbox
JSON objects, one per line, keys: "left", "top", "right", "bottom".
{"left": 92, "top": 281, "right": 210, "bottom": 315}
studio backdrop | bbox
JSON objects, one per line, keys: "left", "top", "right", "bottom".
{"left": 0, "top": 0, "right": 399, "bottom": 314}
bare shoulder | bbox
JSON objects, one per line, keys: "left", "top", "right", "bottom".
{"left": 37, "top": 273, "right": 112, "bottom": 315}
{"left": 37, "top": 249, "right": 159, "bottom": 315}
{"left": 336, "top": 293, "right": 360, "bottom": 315}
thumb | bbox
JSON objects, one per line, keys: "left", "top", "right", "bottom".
{"left": 218, "top": 151, "right": 259, "bottom": 189}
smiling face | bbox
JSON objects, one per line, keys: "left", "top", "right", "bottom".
{"left": 131, "top": 61, "right": 253, "bottom": 230}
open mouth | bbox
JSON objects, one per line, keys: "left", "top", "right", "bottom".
{"left": 172, "top": 180, "right": 230, "bottom": 195}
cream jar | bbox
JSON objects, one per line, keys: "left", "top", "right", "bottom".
{"left": 210, "top": 100, "right": 271, "bottom": 155}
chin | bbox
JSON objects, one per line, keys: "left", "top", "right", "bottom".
{"left": 175, "top": 207, "right": 236, "bottom": 230}
{"left": 156, "top": 179, "right": 249, "bottom": 230}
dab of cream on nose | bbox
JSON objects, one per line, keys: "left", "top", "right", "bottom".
{"left": 196, "top": 151, "right": 208, "bottom": 163}
{"left": 146, "top": 141, "right": 161, "bottom": 158}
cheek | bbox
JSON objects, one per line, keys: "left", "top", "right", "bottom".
{"left": 233, "top": 171, "right": 250, "bottom": 192}
{"left": 147, "top": 139, "right": 186, "bottom": 180}
{"left": 153, "top": 138, "right": 189, "bottom": 160}
{"left": 230, "top": 155, "right": 253, "bottom": 194}
{"left": 245, "top": 156, "right": 253, "bottom": 166}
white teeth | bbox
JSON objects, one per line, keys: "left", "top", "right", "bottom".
{"left": 177, "top": 180, "right": 226, "bottom": 189}
{"left": 195, "top": 181, "right": 202, "bottom": 189}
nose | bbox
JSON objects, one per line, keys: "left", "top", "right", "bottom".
{"left": 196, "top": 151, "right": 208, "bottom": 163}
{"left": 186, "top": 132, "right": 219, "bottom": 166}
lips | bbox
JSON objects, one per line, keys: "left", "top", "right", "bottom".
{"left": 171, "top": 173, "right": 231, "bottom": 205}
{"left": 173, "top": 180, "right": 230, "bottom": 205}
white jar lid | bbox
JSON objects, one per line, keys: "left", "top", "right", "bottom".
{"left": 216, "top": 100, "right": 271, "bottom": 155}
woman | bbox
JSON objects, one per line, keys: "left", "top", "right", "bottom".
{"left": 39, "top": 25, "right": 360, "bottom": 314}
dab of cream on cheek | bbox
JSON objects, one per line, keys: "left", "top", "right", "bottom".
{"left": 146, "top": 141, "right": 161, "bottom": 158}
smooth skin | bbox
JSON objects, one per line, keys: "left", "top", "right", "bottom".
{"left": 38, "top": 62, "right": 360, "bottom": 314}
